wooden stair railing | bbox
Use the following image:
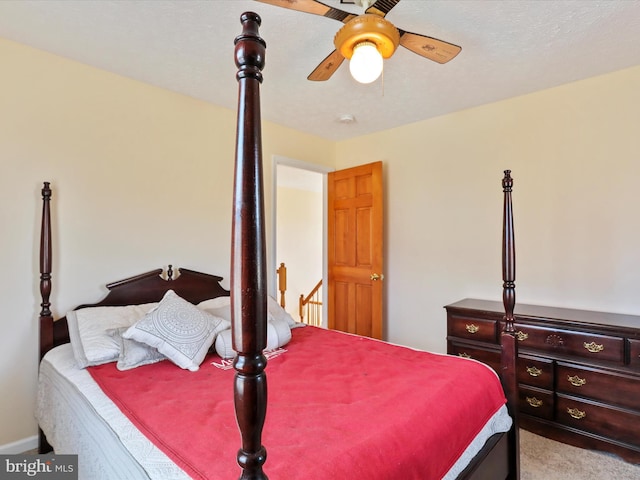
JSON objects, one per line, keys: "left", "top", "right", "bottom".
{"left": 276, "top": 262, "right": 287, "bottom": 308}
{"left": 299, "top": 280, "right": 322, "bottom": 327}
{"left": 276, "top": 262, "right": 323, "bottom": 326}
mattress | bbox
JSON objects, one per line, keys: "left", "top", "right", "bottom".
{"left": 37, "top": 341, "right": 511, "bottom": 479}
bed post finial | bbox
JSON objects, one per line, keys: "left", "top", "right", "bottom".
{"left": 39, "top": 182, "right": 53, "bottom": 360}
{"left": 235, "top": 12, "right": 265, "bottom": 84}
{"left": 500, "top": 169, "right": 520, "bottom": 479}
{"left": 232, "top": 12, "right": 269, "bottom": 480}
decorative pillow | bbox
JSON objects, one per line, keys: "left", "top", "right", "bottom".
{"left": 124, "top": 290, "right": 230, "bottom": 371}
{"left": 107, "top": 327, "right": 166, "bottom": 371}
{"left": 214, "top": 315, "right": 292, "bottom": 360}
{"left": 67, "top": 303, "right": 157, "bottom": 368}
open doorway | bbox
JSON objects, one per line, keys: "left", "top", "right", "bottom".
{"left": 273, "top": 157, "right": 332, "bottom": 327}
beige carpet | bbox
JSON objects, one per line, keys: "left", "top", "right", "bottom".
{"left": 521, "top": 429, "right": 640, "bottom": 480}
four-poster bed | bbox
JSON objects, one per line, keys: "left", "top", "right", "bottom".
{"left": 35, "top": 12, "right": 519, "bottom": 480}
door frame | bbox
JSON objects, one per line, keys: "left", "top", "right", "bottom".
{"left": 271, "top": 155, "right": 333, "bottom": 327}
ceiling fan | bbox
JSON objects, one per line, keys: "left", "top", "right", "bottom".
{"left": 254, "top": 0, "right": 461, "bottom": 83}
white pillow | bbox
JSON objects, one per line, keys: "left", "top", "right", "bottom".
{"left": 67, "top": 310, "right": 87, "bottom": 368}
{"left": 108, "top": 327, "right": 166, "bottom": 371}
{"left": 200, "top": 296, "right": 297, "bottom": 327}
{"left": 214, "top": 328, "right": 234, "bottom": 360}
{"left": 266, "top": 315, "right": 292, "bottom": 351}
{"left": 268, "top": 296, "right": 298, "bottom": 327}
{"left": 214, "top": 315, "right": 292, "bottom": 360}
{"left": 124, "top": 290, "right": 230, "bottom": 371}
{"left": 67, "top": 303, "right": 157, "bottom": 368}
{"left": 197, "top": 296, "right": 231, "bottom": 311}
{"left": 198, "top": 296, "right": 232, "bottom": 323}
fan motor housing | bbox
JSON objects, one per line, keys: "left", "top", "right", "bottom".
{"left": 334, "top": 14, "right": 400, "bottom": 59}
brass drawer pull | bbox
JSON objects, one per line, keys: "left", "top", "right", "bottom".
{"left": 567, "top": 407, "right": 587, "bottom": 420}
{"left": 526, "top": 396, "right": 544, "bottom": 408}
{"left": 526, "top": 366, "right": 542, "bottom": 377}
{"left": 567, "top": 375, "right": 587, "bottom": 387}
{"left": 583, "top": 341, "right": 604, "bottom": 353}
{"left": 458, "top": 352, "right": 472, "bottom": 359}
{"left": 465, "top": 324, "right": 479, "bottom": 334}
{"left": 516, "top": 331, "right": 529, "bottom": 341}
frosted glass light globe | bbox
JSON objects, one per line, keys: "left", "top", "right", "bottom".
{"left": 349, "top": 41, "right": 383, "bottom": 84}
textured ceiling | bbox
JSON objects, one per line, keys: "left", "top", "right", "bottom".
{"left": 1, "top": 1, "right": 639, "bottom": 141}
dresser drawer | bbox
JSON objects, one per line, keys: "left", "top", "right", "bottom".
{"left": 556, "top": 394, "right": 640, "bottom": 446}
{"left": 517, "top": 354, "right": 553, "bottom": 389}
{"left": 629, "top": 339, "right": 640, "bottom": 368}
{"left": 448, "top": 342, "right": 500, "bottom": 374}
{"left": 512, "top": 323, "right": 624, "bottom": 364}
{"left": 447, "top": 313, "right": 497, "bottom": 343}
{"left": 519, "top": 385, "right": 554, "bottom": 420}
{"left": 556, "top": 362, "right": 640, "bottom": 411}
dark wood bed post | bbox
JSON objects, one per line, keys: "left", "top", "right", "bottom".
{"left": 500, "top": 170, "right": 520, "bottom": 479}
{"left": 39, "top": 181, "right": 54, "bottom": 454}
{"left": 231, "top": 12, "right": 269, "bottom": 480}
{"left": 39, "top": 182, "right": 53, "bottom": 361}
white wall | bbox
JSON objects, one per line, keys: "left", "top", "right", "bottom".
{"left": 276, "top": 185, "right": 323, "bottom": 321}
{"left": 336, "top": 65, "right": 640, "bottom": 354}
{"left": 0, "top": 37, "right": 334, "bottom": 448}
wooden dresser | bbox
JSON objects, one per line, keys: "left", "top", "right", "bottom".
{"left": 445, "top": 298, "right": 640, "bottom": 464}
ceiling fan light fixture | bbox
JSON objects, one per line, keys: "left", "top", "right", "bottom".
{"left": 333, "top": 14, "right": 400, "bottom": 84}
{"left": 334, "top": 14, "right": 400, "bottom": 60}
{"left": 261, "top": 1, "right": 462, "bottom": 82}
{"left": 349, "top": 41, "right": 383, "bottom": 84}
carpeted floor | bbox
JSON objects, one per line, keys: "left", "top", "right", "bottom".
{"left": 520, "top": 429, "right": 640, "bottom": 480}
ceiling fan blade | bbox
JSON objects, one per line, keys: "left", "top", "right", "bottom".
{"left": 255, "top": 0, "right": 356, "bottom": 23}
{"left": 307, "top": 50, "right": 345, "bottom": 81}
{"left": 398, "top": 29, "right": 462, "bottom": 64}
{"left": 366, "top": 0, "right": 401, "bottom": 18}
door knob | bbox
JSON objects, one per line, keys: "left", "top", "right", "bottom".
{"left": 370, "top": 273, "right": 384, "bottom": 281}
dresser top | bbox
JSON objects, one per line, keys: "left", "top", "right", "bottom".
{"left": 445, "top": 298, "right": 640, "bottom": 332}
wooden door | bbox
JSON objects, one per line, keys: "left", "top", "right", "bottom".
{"left": 327, "top": 161, "right": 383, "bottom": 339}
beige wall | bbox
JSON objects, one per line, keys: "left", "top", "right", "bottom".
{"left": 336, "top": 65, "right": 640, "bottom": 354}
{"left": 0, "top": 38, "right": 334, "bottom": 449}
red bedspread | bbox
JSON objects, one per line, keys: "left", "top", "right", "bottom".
{"left": 88, "top": 326, "right": 506, "bottom": 479}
